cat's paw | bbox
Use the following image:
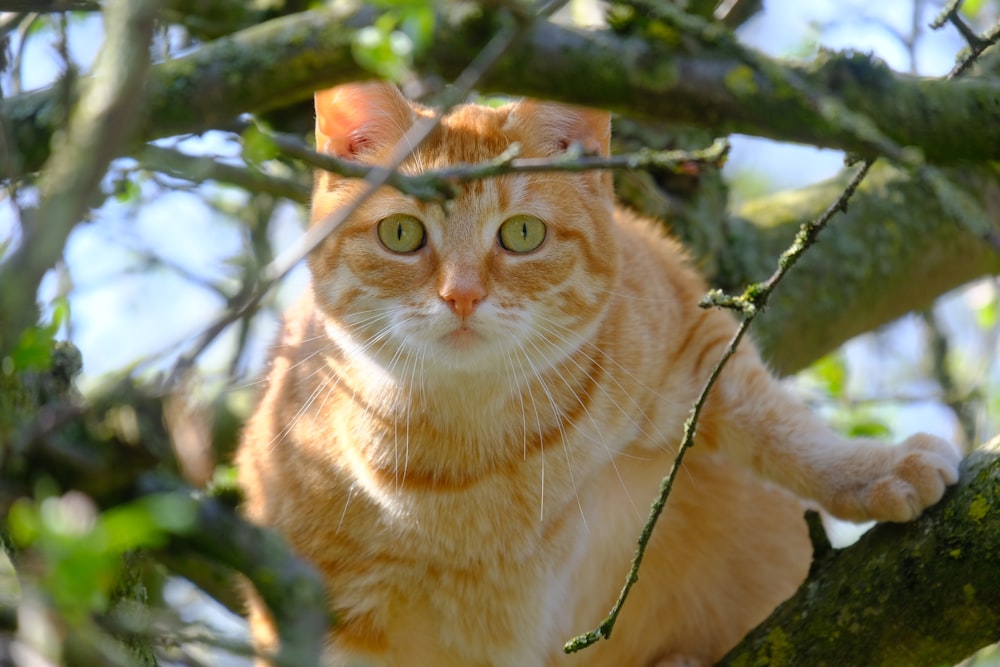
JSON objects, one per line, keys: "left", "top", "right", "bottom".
{"left": 830, "top": 433, "right": 961, "bottom": 523}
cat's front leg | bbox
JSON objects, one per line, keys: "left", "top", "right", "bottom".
{"left": 707, "top": 348, "right": 962, "bottom": 523}
{"left": 815, "top": 431, "right": 961, "bottom": 522}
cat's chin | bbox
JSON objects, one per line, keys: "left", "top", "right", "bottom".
{"left": 441, "top": 325, "right": 481, "bottom": 350}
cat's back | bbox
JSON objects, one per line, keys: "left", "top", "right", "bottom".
{"left": 613, "top": 206, "right": 709, "bottom": 310}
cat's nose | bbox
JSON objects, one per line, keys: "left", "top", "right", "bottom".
{"left": 441, "top": 283, "right": 486, "bottom": 319}
{"left": 439, "top": 260, "right": 487, "bottom": 319}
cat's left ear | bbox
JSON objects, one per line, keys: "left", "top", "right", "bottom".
{"left": 508, "top": 100, "right": 611, "bottom": 158}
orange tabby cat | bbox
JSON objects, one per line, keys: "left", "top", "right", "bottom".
{"left": 236, "top": 82, "right": 962, "bottom": 666}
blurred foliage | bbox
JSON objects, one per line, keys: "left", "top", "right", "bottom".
{"left": 8, "top": 491, "right": 195, "bottom": 621}
{"left": 351, "top": 1, "right": 436, "bottom": 81}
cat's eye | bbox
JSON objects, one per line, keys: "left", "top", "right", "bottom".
{"left": 377, "top": 214, "right": 426, "bottom": 254}
{"left": 498, "top": 215, "right": 546, "bottom": 253}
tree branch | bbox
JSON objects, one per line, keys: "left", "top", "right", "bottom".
{"left": 135, "top": 144, "right": 310, "bottom": 204}
{"left": 4, "top": 5, "right": 1000, "bottom": 180}
{"left": 720, "top": 441, "right": 1000, "bottom": 666}
{"left": 716, "top": 162, "right": 1000, "bottom": 376}
{"left": 0, "top": 374, "right": 329, "bottom": 667}
{"left": 0, "top": 0, "right": 158, "bottom": 356}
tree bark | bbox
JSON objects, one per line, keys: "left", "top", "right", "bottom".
{"left": 4, "top": 5, "right": 1000, "bottom": 178}
{"left": 720, "top": 441, "right": 1000, "bottom": 667}
{"left": 714, "top": 162, "right": 1000, "bottom": 375}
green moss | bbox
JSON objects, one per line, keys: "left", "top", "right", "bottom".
{"left": 630, "top": 45, "right": 680, "bottom": 92}
{"left": 968, "top": 494, "right": 989, "bottom": 522}
{"left": 756, "top": 627, "right": 792, "bottom": 666}
{"left": 724, "top": 65, "right": 758, "bottom": 97}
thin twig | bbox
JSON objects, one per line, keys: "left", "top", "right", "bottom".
{"left": 564, "top": 157, "right": 874, "bottom": 652}
{"left": 251, "top": 121, "right": 729, "bottom": 203}
{"left": 921, "top": 308, "right": 980, "bottom": 448}
{"left": 568, "top": 0, "right": 1000, "bottom": 651}
{"left": 930, "top": 0, "right": 1000, "bottom": 85}
{"left": 564, "top": 314, "right": 754, "bottom": 651}
{"left": 135, "top": 144, "right": 311, "bottom": 204}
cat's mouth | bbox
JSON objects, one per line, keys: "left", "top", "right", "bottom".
{"left": 442, "top": 325, "right": 481, "bottom": 349}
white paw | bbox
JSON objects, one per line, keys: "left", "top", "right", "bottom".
{"left": 830, "top": 433, "right": 961, "bottom": 523}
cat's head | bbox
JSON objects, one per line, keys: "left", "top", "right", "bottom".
{"left": 308, "top": 82, "right": 620, "bottom": 378}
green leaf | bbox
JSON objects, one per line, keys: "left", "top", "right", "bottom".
{"left": 7, "top": 499, "right": 40, "bottom": 547}
{"left": 100, "top": 504, "right": 168, "bottom": 552}
{"left": 113, "top": 174, "right": 142, "bottom": 203}
{"left": 11, "top": 326, "right": 55, "bottom": 372}
{"left": 846, "top": 418, "right": 892, "bottom": 439}
{"left": 810, "top": 353, "right": 848, "bottom": 399}
{"left": 7, "top": 298, "right": 71, "bottom": 372}
{"left": 242, "top": 123, "right": 280, "bottom": 166}
{"left": 960, "top": 0, "right": 985, "bottom": 20}
{"left": 48, "top": 297, "right": 70, "bottom": 335}
{"left": 974, "top": 293, "right": 997, "bottom": 329}
{"left": 142, "top": 492, "right": 198, "bottom": 534}
{"left": 351, "top": 14, "right": 414, "bottom": 82}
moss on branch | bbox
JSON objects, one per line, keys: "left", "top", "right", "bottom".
{"left": 719, "top": 162, "right": 1000, "bottom": 375}
{"left": 720, "top": 442, "right": 1000, "bottom": 667}
{"left": 4, "top": 5, "right": 1000, "bottom": 179}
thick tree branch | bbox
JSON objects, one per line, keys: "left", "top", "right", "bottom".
{"left": 720, "top": 441, "right": 1000, "bottom": 666}
{"left": 715, "top": 162, "right": 1000, "bottom": 375}
{"left": 3, "top": 5, "right": 1000, "bottom": 180}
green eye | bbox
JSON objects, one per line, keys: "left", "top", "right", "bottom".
{"left": 377, "top": 214, "right": 426, "bottom": 253}
{"left": 498, "top": 215, "right": 546, "bottom": 253}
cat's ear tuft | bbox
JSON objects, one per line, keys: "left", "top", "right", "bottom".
{"left": 315, "top": 82, "right": 415, "bottom": 160}
{"left": 510, "top": 101, "right": 611, "bottom": 158}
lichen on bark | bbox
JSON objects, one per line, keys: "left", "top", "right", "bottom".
{"left": 720, "top": 442, "right": 1000, "bottom": 666}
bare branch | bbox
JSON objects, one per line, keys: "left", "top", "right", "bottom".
{"left": 4, "top": 4, "right": 1000, "bottom": 180}
{"left": 136, "top": 144, "right": 310, "bottom": 204}
{"left": 0, "top": 0, "right": 159, "bottom": 356}
{"left": 254, "top": 119, "right": 729, "bottom": 202}
{"left": 931, "top": 0, "right": 1000, "bottom": 77}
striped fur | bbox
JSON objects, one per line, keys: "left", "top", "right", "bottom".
{"left": 237, "top": 83, "right": 961, "bottom": 666}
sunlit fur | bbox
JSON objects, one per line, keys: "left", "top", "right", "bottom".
{"left": 237, "top": 83, "right": 961, "bottom": 667}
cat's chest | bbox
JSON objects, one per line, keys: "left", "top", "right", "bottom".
{"left": 336, "top": 444, "right": 576, "bottom": 565}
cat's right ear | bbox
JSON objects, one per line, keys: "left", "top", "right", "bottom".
{"left": 314, "top": 82, "right": 415, "bottom": 160}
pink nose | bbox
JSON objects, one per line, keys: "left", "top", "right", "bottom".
{"left": 440, "top": 283, "right": 486, "bottom": 319}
